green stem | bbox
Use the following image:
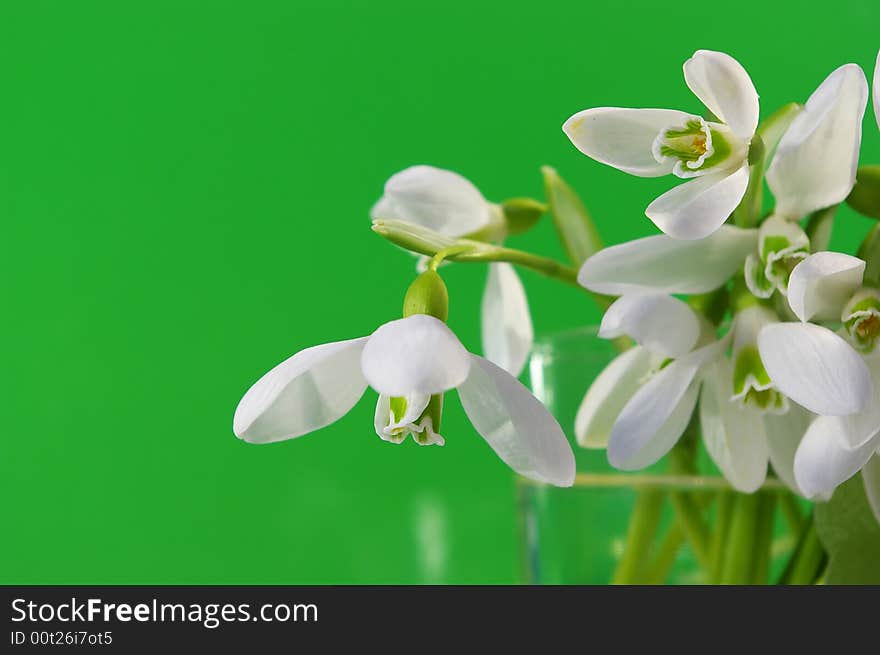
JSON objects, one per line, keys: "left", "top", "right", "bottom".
{"left": 778, "top": 514, "right": 826, "bottom": 585}
{"left": 668, "top": 438, "right": 713, "bottom": 576}
{"left": 751, "top": 492, "right": 777, "bottom": 584}
{"left": 668, "top": 492, "right": 713, "bottom": 574}
{"left": 427, "top": 245, "right": 474, "bottom": 271}
{"left": 709, "top": 491, "right": 735, "bottom": 584}
{"left": 733, "top": 139, "right": 765, "bottom": 229}
{"left": 719, "top": 493, "right": 761, "bottom": 584}
{"left": 611, "top": 490, "right": 665, "bottom": 585}
{"left": 778, "top": 491, "right": 804, "bottom": 535}
{"left": 372, "top": 217, "right": 611, "bottom": 299}
{"left": 645, "top": 523, "right": 685, "bottom": 584}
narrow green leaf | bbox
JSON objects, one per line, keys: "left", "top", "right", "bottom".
{"left": 857, "top": 223, "right": 880, "bottom": 285}
{"left": 732, "top": 103, "right": 803, "bottom": 229}
{"left": 805, "top": 205, "right": 837, "bottom": 252}
{"left": 814, "top": 475, "right": 880, "bottom": 584}
{"left": 757, "top": 102, "right": 803, "bottom": 162}
{"left": 847, "top": 165, "right": 880, "bottom": 220}
{"left": 541, "top": 166, "right": 602, "bottom": 266}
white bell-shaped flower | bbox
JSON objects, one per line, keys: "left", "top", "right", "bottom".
{"left": 743, "top": 215, "right": 810, "bottom": 299}
{"left": 372, "top": 165, "right": 533, "bottom": 377}
{"left": 564, "top": 50, "right": 758, "bottom": 240}
{"left": 371, "top": 165, "right": 492, "bottom": 237}
{"left": 574, "top": 291, "right": 727, "bottom": 469}
{"left": 233, "top": 314, "right": 575, "bottom": 486}
{"left": 767, "top": 64, "right": 869, "bottom": 221}
{"left": 758, "top": 252, "right": 873, "bottom": 416}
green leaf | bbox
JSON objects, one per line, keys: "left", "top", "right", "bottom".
{"left": 857, "top": 223, "right": 880, "bottom": 286}
{"left": 756, "top": 102, "right": 803, "bottom": 162}
{"left": 541, "top": 166, "right": 602, "bottom": 266}
{"left": 847, "top": 165, "right": 880, "bottom": 220}
{"left": 814, "top": 475, "right": 880, "bottom": 584}
{"left": 732, "top": 103, "right": 803, "bottom": 229}
{"left": 805, "top": 205, "right": 837, "bottom": 252}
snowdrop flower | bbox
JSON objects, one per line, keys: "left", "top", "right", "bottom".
{"left": 753, "top": 251, "right": 879, "bottom": 501}
{"left": 699, "top": 306, "right": 805, "bottom": 492}
{"left": 766, "top": 64, "right": 868, "bottom": 221}
{"left": 744, "top": 216, "right": 810, "bottom": 299}
{"left": 564, "top": 50, "right": 759, "bottom": 240}
{"left": 758, "top": 251, "right": 873, "bottom": 417}
{"left": 233, "top": 313, "right": 575, "bottom": 486}
{"left": 741, "top": 63, "right": 868, "bottom": 299}
{"left": 371, "top": 165, "right": 534, "bottom": 376}
{"left": 574, "top": 291, "right": 728, "bottom": 470}
{"left": 576, "top": 293, "right": 802, "bottom": 492}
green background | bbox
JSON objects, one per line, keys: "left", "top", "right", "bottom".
{"left": 2, "top": 1, "right": 878, "bottom": 583}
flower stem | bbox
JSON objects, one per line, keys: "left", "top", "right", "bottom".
{"left": 751, "top": 492, "right": 777, "bottom": 584}
{"left": 778, "top": 513, "right": 827, "bottom": 585}
{"left": 668, "top": 437, "right": 713, "bottom": 576}
{"left": 719, "top": 492, "right": 761, "bottom": 584}
{"left": 371, "top": 218, "right": 613, "bottom": 307}
{"left": 611, "top": 490, "right": 665, "bottom": 585}
{"left": 668, "top": 492, "right": 713, "bottom": 574}
{"left": 709, "top": 491, "right": 735, "bottom": 584}
{"left": 645, "top": 523, "right": 685, "bottom": 584}
{"left": 733, "top": 138, "right": 765, "bottom": 229}
{"left": 778, "top": 490, "right": 804, "bottom": 535}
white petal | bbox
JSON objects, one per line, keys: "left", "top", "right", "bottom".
{"left": 578, "top": 224, "right": 757, "bottom": 295}
{"left": 481, "top": 263, "right": 533, "bottom": 377}
{"left": 764, "top": 405, "right": 813, "bottom": 496}
{"left": 233, "top": 337, "right": 369, "bottom": 444}
{"left": 828, "top": 357, "right": 880, "bottom": 450}
{"left": 758, "top": 322, "right": 873, "bottom": 416}
{"left": 794, "top": 417, "right": 880, "bottom": 499}
{"left": 700, "top": 360, "right": 769, "bottom": 492}
{"left": 361, "top": 315, "right": 471, "bottom": 396}
{"left": 683, "top": 50, "right": 760, "bottom": 139}
{"left": 862, "top": 455, "right": 880, "bottom": 524}
{"left": 599, "top": 292, "right": 699, "bottom": 358}
{"left": 606, "top": 338, "right": 726, "bottom": 470}
{"left": 787, "top": 251, "right": 865, "bottom": 322}
{"left": 562, "top": 107, "right": 691, "bottom": 177}
{"left": 874, "top": 50, "right": 880, "bottom": 131}
{"left": 646, "top": 166, "right": 749, "bottom": 240}
{"left": 767, "top": 64, "right": 869, "bottom": 219}
{"left": 458, "top": 354, "right": 575, "bottom": 486}
{"left": 574, "top": 346, "right": 656, "bottom": 448}
{"left": 371, "top": 165, "right": 491, "bottom": 237}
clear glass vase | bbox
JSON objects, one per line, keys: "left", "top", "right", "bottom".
{"left": 518, "top": 327, "right": 798, "bottom": 585}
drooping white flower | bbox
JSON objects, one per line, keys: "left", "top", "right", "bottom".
{"left": 564, "top": 50, "right": 758, "bottom": 240}
{"left": 758, "top": 252, "right": 873, "bottom": 417}
{"left": 574, "top": 292, "right": 727, "bottom": 469}
{"left": 233, "top": 314, "right": 574, "bottom": 486}
{"left": 742, "top": 250, "right": 880, "bottom": 502}
{"left": 743, "top": 215, "right": 810, "bottom": 299}
{"left": 766, "top": 64, "right": 868, "bottom": 220}
{"left": 575, "top": 291, "right": 818, "bottom": 493}
{"left": 372, "top": 165, "right": 533, "bottom": 376}
{"left": 699, "top": 306, "right": 797, "bottom": 493}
